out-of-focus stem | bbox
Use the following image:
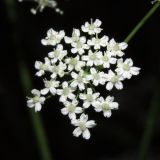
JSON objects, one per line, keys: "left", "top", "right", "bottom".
{"left": 123, "top": 2, "right": 160, "bottom": 160}
{"left": 4, "top": 1, "right": 52, "bottom": 160}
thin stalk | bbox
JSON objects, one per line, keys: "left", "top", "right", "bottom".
{"left": 123, "top": 2, "right": 160, "bottom": 160}
{"left": 139, "top": 86, "right": 160, "bottom": 160}
{"left": 4, "top": 1, "right": 52, "bottom": 160}
{"left": 124, "top": 2, "right": 160, "bottom": 43}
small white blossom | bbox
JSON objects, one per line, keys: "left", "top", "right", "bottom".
{"left": 79, "top": 88, "right": 100, "bottom": 108}
{"left": 94, "top": 96, "right": 118, "bottom": 117}
{"left": 61, "top": 100, "right": 83, "bottom": 119}
{"left": 41, "top": 29, "right": 65, "bottom": 46}
{"left": 71, "top": 37, "right": 89, "bottom": 55}
{"left": 27, "top": 89, "right": 45, "bottom": 112}
{"left": 41, "top": 79, "right": 59, "bottom": 95}
{"left": 19, "top": 0, "right": 63, "bottom": 15}
{"left": 82, "top": 50, "right": 103, "bottom": 66}
{"left": 107, "top": 38, "right": 128, "bottom": 57}
{"left": 65, "top": 55, "right": 85, "bottom": 71}
{"left": 81, "top": 19, "right": 102, "bottom": 35}
{"left": 87, "top": 68, "right": 106, "bottom": 86}
{"left": 101, "top": 51, "right": 117, "bottom": 68}
{"left": 57, "top": 81, "right": 75, "bottom": 102}
{"left": 72, "top": 114, "right": 96, "bottom": 139}
{"left": 70, "top": 71, "right": 88, "bottom": 91}
{"left": 35, "top": 57, "right": 51, "bottom": 76}
{"left": 105, "top": 70, "right": 124, "bottom": 90}
{"left": 48, "top": 44, "right": 67, "bottom": 63}
{"left": 87, "top": 35, "right": 108, "bottom": 49}
{"left": 115, "top": 58, "right": 140, "bottom": 79}
{"left": 50, "top": 62, "right": 67, "bottom": 79}
{"left": 64, "top": 29, "right": 80, "bottom": 44}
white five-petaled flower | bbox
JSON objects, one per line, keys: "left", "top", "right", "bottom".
{"left": 27, "top": 89, "right": 45, "bottom": 112}
{"left": 87, "top": 68, "right": 106, "bottom": 86}
{"left": 41, "top": 79, "right": 60, "bottom": 95}
{"left": 65, "top": 55, "right": 85, "bottom": 71}
{"left": 19, "top": 0, "right": 63, "bottom": 15}
{"left": 79, "top": 88, "right": 100, "bottom": 108}
{"left": 82, "top": 50, "right": 103, "bottom": 66}
{"left": 101, "top": 51, "right": 117, "bottom": 68}
{"left": 50, "top": 61, "right": 67, "bottom": 79}
{"left": 115, "top": 58, "right": 140, "bottom": 79}
{"left": 64, "top": 29, "right": 81, "bottom": 44}
{"left": 94, "top": 96, "right": 118, "bottom": 117}
{"left": 72, "top": 113, "right": 96, "bottom": 139}
{"left": 107, "top": 38, "right": 128, "bottom": 57}
{"left": 35, "top": 57, "right": 51, "bottom": 76}
{"left": 71, "top": 37, "right": 89, "bottom": 55}
{"left": 48, "top": 44, "right": 67, "bottom": 63}
{"left": 70, "top": 71, "right": 88, "bottom": 91}
{"left": 105, "top": 70, "right": 124, "bottom": 90}
{"left": 81, "top": 19, "right": 102, "bottom": 35}
{"left": 57, "top": 81, "right": 75, "bottom": 102}
{"left": 41, "top": 29, "right": 65, "bottom": 46}
{"left": 61, "top": 100, "right": 83, "bottom": 119}
{"left": 87, "top": 35, "right": 108, "bottom": 49}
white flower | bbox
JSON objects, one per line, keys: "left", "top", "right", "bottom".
{"left": 41, "top": 29, "right": 65, "bottom": 46}
{"left": 65, "top": 55, "right": 85, "bottom": 71}
{"left": 87, "top": 68, "right": 106, "bottom": 86}
{"left": 70, "top": 71, "right": 88, "bottom": 91}
{"left": 71, "top": 37, "right": 89, "bottom": 55}
{"left": 82, "top": 50, "right": 103, "bottom": 66}
{"left": 94, "top": 96, "right": 118, "bottom": 117}
{"left": 105, "top": 70, "right": 124, "bottom": 90}
{"left": 107, "top": 38, "right": 128, "bottom": 57}
{"left": 27, "top": 89, "right": 45, "bottom": 112}
{"left": 79, "top": 88, "right": 100, "bottom": 108}
{"left": 87, "top": 35, "right": 108, "bottom": 49}
{"left": 115, "top": 58, "right": 140, "bottom": 79}
{"left": 50, "top": 62, "right": 67, "bottom": 79}
{"left": 57, "top": 81, "right": 75, "bottom": 102}
{"left": 81, "top": 19, "right": 102, "bottom": 35}
{"left": 35, "top": 57, "right": 51, "bottom": 76}
{"left": 101, "top": 51, "right": 117, "bottom": 68}
{"left": 61, "top": 100, "right": 83, "bottom": 119}
{"left": 72, "top": 114, "right": 96, "bottom": 139}
{"left": 64, "top": 29, "right": 80, "bottom": 44}
{"left": 41, "top": 79, "right": 59, "bottom": 95}
{"left": 48, "top": 44, "right": 67, "bottom": 63}
{"left": 19, "top": 0, "right": 63, "bottom": 15}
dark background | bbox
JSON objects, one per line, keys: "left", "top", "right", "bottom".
{"left": 0, "top": 0, "right": 160, "bottom": 160}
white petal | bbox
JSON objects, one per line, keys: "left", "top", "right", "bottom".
{"left": 80, "top": 113, "right": 88, "bottom": 122}
{"left": 83, "top": 101, "right": 90, "bottom": 108}
{"left": 104, "top": 110, "right": 111, "bottom": 117}
{"left": 61, "top": 108, "right": 68, "bottom": 115}
{"left": 73, "top": 127, "right": 82, "bottom": 137}
{"left": 115, "top": 82, "right": 123, "bottom": 90}
{"left": 86, "top": 120, "right": 96, "bottom": 128}
{"left": 41, "top": 88, "right": 49, "bottom": 95}
{"left": 35, "top": 103, "right": 42, "bottom": 112}
{"left": 106, "top": 82, "right": 113, "bottom": 90}
{"left": 75, "top": 107, "right": 83, "bottom": 113}
{"left": 82, "top": 129, "right": 90, "bottom": 140}
{"left": 69, "top": 113, "right": 76, "bottom": 120}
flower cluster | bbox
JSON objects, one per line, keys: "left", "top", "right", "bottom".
{"left": 27, "top": 19, "right": 140, "bottom": 139}
{"left": 151, "top": 0, "right": 160, "bottom": 4}
{"left": 18, "top": 0, "right": 63, "bottom": 15}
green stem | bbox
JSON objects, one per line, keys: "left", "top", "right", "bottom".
{"left": 123, "top": 2, "right": 160, "bottom": 160}
{"left": 4, "top": 1, "right": 52, "bottom": 160}
{"left": 124, "top": 2, "right": 160, "bottom": 43}
{"left": 139, "top": 86, "right": 160, "bottom": 160}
